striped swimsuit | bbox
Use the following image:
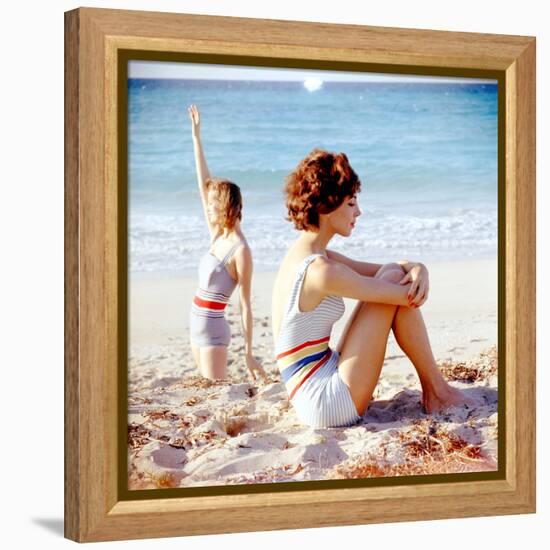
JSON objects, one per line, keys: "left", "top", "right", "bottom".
{"left": 275, "top": 254, "right": 362, "bottom": 428}
{"left": 189, "top": 239, "right": 243, "bottom": 347}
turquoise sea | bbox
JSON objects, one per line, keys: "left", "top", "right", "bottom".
{"left": 128, "top": 78, "right": 498, "bottom": 274}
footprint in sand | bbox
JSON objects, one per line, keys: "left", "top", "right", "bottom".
{"left": 470, "top": 338, "right": 487, "bottom": 343}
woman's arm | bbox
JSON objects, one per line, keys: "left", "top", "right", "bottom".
{"left": 311, "top": 257, "right": 413, "bottom": 307}
{"left": 188, "top": 105, "right": 216, "bottom": 239}
{"left": 326, "top": 249, "right": 383, "bottom": 277}
{"left": 234, "top": 246, "right": 267, "bottom": 382}
{"left": 323, "top": 252, "right": 428, "bottom": 307}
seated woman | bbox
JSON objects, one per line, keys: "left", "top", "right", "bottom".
{"left": 272, "top": 148, "right": 471, "bottom": 428}
{"left": 188, "top": 104, "right": 266, "bottom": 382}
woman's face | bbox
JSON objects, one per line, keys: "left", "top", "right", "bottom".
{"left": 326, "top": 194, "right": 361, "bottom": 237}
{"left": 206, "top": 188, "right": 221, "bottom": 225}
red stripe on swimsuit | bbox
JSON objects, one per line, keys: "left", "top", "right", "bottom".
{"left": 193, "top": 296, "right": 227, "bottom": 310}
{"left": 276, "top": 335, "right": 330, "bottom": 361}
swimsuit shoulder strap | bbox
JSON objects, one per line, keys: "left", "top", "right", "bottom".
{"left": 286, "top": 253, "right": 325, "bottom": 315}
{"left": 221, "top": 240, "right": 245, "bottom": 266}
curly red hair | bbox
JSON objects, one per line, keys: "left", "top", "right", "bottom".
{"left": 206, "top": 178, "right": 242, "bottom": 230}
{"left": 284, "top": 148, "right": 361, "bottom": 230}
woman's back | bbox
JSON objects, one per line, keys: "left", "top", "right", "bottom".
{"left": 273, "top": 252, "right": 345, "bottom": 399}
{"left": 273, "top": 245, "right": 330, "bottom": 340}
{"left": 190, "top": 237, "right": 243, "bottom": 348}
{"left": 271, "top": 249, "right": 359, "bottom": 427}
{"left": 272, "top": 249, "right": 302, "bottom": 341}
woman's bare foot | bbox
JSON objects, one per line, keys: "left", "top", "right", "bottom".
{"left": 422, "top": 382, "right": 477, "bottom": 414}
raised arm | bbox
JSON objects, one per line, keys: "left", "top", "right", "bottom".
{"left": 188, "top": 104, "right": 216, "bottom": 239}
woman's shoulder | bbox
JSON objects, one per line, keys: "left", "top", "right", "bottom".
{"left": 229, "top": 237, "right": 252, "bottom": 268}
{"left": 306, "top": 253, "right": 350, "bottom": 287}
{"left": 231, "top": 236, "right": 250, "bottom": 255}
{"left": 303, "top": 252, "right": 338, "bottom": 271}
{"left": 274, "top": 252, "right": 332, "bottom": 293}
{"left": 215, "top": 232, "right": 247, "bottom": 251}
{"left": 279, "top": 248, "right": 332, "bottom": 272}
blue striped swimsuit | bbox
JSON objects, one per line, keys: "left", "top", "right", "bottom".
{"left": 189, "top": 239, "right": 243, "bottom": 347}
{"left": 275, "top": 254, "right": 361, "bottom": 428}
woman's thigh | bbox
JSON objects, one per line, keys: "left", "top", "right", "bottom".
{"left": 336, "top": 263, "right": 405, "bottom": 353}
{"left": 198, "top": 345, "right": 228, "bottom": 380}
{"left": 337, "top": 265, "right": 405, "bottom": 415}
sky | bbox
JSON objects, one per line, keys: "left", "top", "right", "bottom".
{"left": 128, "top": 60, "right": 497, "bottom": 84}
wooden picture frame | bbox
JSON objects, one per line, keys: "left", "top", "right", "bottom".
{"left": 64, "top": 7, "right": 536, "bottom": 543}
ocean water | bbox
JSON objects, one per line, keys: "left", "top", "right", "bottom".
{"left": 128, "top": 78, "right": 498, "bottom": 275}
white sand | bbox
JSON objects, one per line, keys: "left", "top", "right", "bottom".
{"left": 128, "top": 257, "right": 498, "bottom": 489}
{"left": 130, "top": 258, "right": 497, "bottom": 370}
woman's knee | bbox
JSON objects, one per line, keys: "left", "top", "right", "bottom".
{"left": 375, "top": 262, "right": 405, "bottom": 277}
{"left": 375, "top": 263, "right": 405, "bottom": 283}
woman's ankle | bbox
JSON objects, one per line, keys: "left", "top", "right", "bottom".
{"left": 419, "top": 368, "right": 450, "bottom": 396}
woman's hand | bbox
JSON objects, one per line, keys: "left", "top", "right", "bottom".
{"left": 245, "top": 354, "right": 268, "bottom": 383}
{"left": 188, "top": 104, "right": 200, "bottom": 139}
{"left": 399, "top": 263, "right": 429, "bottom": 307}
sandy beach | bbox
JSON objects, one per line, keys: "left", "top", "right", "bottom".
{"left": 128, "top": 257, "right": 498, "bottom": 489}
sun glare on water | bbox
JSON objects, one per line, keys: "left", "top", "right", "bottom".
{"left": 303, "top": 78, "right": 323, "bottom": 92}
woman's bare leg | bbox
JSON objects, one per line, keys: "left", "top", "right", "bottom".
{"left": 198, "top": 346, "right": 228, "bottom": 380}
{"left": 337, "top": 263, "right": 405, "bottom": 355}
{"left": 336, "top": 263, "right": 472, "bottom": 416}
{"left": 337, "top": 267, "right": 403, "bottom": 416}
{"left": 391, "top": 305, "right": 473, "bottom": 412}
{"left": 191, "top": 344, "right": 201, "bottom": 373}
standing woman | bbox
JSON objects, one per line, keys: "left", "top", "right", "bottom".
{"left": 272, "top": 148, "right": 472, "bottom": 428}
{"left": 188, "top": 104, "right": 266, "bottom": 382}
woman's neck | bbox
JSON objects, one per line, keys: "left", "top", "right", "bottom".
{"left": 298, "top": 225, "right": 334, "bottom": 255}
{"left": 219, "top": 220, "right": 242, "bottom": 240}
